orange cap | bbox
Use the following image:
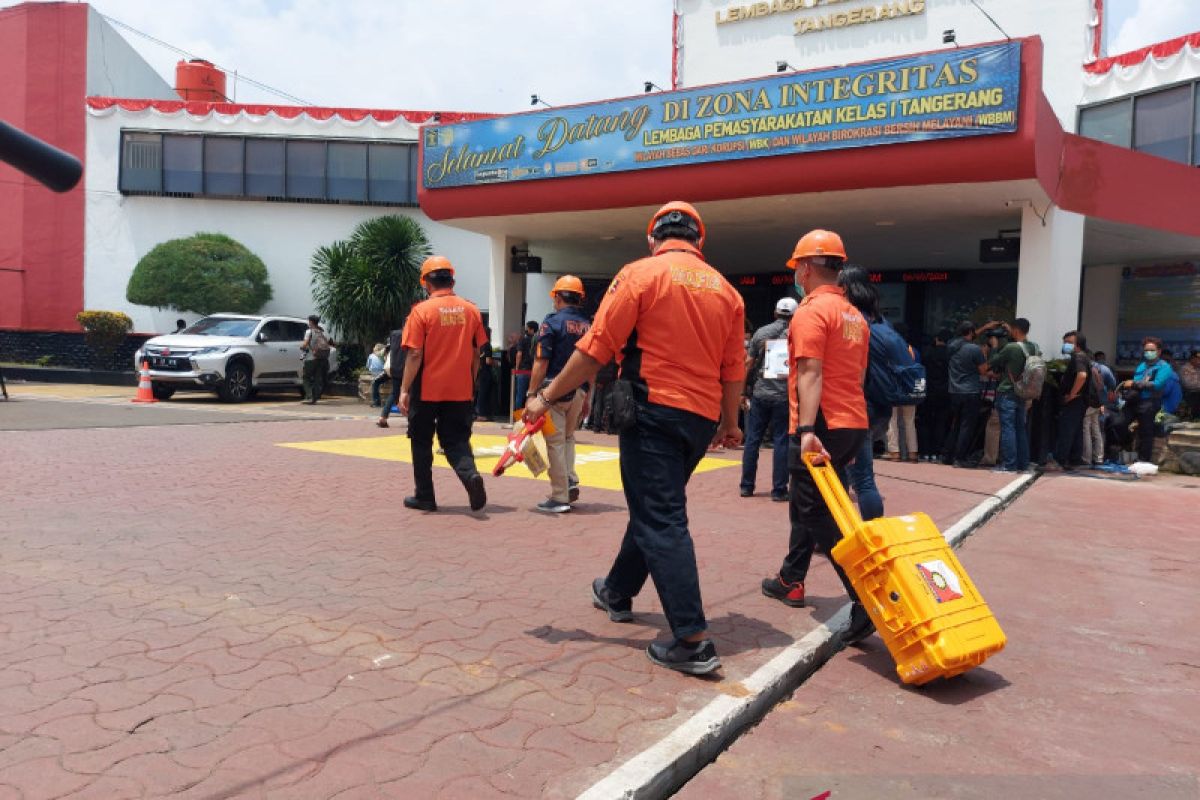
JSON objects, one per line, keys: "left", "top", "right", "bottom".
{"left": 647, "top": 201, "right": 706, "bottom": 246}
{"left": 786, "top": 229, "right": 847, "bottom": 269}
{"left": 550, "top": 275, "right": 585, "bottom": 299}
{"left": 420, "top": 255, "right": 455, "bottom": 283}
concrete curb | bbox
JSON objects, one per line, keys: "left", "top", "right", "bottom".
{"left": 577, "top": 471, "right": 1039, "bottom": 800}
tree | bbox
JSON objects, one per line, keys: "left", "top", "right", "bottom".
{"left": 126, "top": 233, "right": 272, "bottom": 315}
{"left": 310, "top": 215, "right": 430, "bottom": 353}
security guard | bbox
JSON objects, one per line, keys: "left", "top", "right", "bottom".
{"left": 740, "top": 296, "right": 798, "bottom": 502}
{"left": 524, "top": 201, "right": 745, "bottom": 675}
{"left": 400, "top": 256, "right": 488, "bottom": 512}
{"left": 759, "top": 230, "right": 875, "bottom": 645}
{"left": 528, "top": 275, "right": 592, "bottom": 514}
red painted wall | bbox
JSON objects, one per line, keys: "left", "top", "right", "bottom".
{"left": 0, "top": 3, "right": 87, "bottom": 331}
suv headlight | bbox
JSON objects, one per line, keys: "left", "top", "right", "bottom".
{"left": 191, "top": 346, "right": 231, "bottom": 356}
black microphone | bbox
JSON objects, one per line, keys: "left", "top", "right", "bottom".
{"left": 0, "top": 120, "right": 84, "bottom": 193}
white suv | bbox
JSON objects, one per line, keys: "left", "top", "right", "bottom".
{"left": 134, "top": 314, "right": 338, "bottom": 402}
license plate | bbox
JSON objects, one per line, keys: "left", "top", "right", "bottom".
{"left": 151, "top": 356, "right": 182, "bottom": 368}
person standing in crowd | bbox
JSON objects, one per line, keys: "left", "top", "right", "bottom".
{"left": 838, "top": 265, "right": 886, "bottom": 521}
{"left": 300, "top": 315, "right": 335, "bottom": 404}
{"left": 917, "top": 328, "right": 951, "bottom": 462}
{"left": 1047, "top": 330, "right": 1092, "bottom": 472}
{"left": 475, "top": 327, "right": 496, "bottom": 422}
{"left": 173, "top": 318, "right": 187, "bottom": 334}
{"left": 367, "top": 343, "right": 387, "bottom": 408}
{"left": 1114, "top": 337, "right": 1175, "bottom": 463}
{"left": 528, "top": 276, "right": 592, "bottom": 514}
{"left": 512, "top": 321, "right": 538, "bottom": 413}
{"left": 740, "top": 296, "right": 797, "bottom": 502}
{"left": 376, "top": 327, "right": 405, "bottom": 428}
{"left": 399, "top": 256, "right": 488, "bottom": 512}
{"left": 943, "top": 321, "right": 990, "bottom": 467}
{"left": 884, "top": 321, "right": 920, "bottom": 462}
{"left": 988, "top": 318, "right": 1040, "bottom": 473}
{"left": 1082, "top": 348, "right": 1115, "bottom": 467}
{"left": 525, "top": 201, "right": 744, "bottom": 675}
{"left": 1181, "top": 350, "right": 1200, "bottom": 419}
{"left": 760, "top": 229, "right": 874, "bottom": 647}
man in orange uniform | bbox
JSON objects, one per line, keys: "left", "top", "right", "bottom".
{"left": 759, "top": 230, "right": 875, "bottom": 645}
{"left": 399, "top": 256, "right": 488, "bottom": 512}
{"left": 524, "top": 202, "right": 745, "bottom": 675}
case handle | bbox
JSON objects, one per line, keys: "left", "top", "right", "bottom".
{"left": 803, "top": 452, "right": 864, "bottom": 538}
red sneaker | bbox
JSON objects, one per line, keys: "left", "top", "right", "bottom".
{"left": 761, "top": 575, "right": 806, "bottom": 607}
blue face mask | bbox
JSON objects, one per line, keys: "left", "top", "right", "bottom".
{"left": 1145, "top": 350, "right": 1158, "bottom": 361}
{"left": 793, "top": 269, "right": 806, "bottom": 299}
{"left": 1062, "top": 343, "right": 1075, "bottom": 355}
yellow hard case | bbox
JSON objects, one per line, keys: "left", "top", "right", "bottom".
{"left": 805, "top": 454, "right": 1006, "bottom": 685}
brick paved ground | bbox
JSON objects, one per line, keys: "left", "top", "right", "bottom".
{"left": 678, "top": 474, "right": 1200, "bottom": 800}
{"left": 1, "top": 389, "right": 1018, "bottom": 798}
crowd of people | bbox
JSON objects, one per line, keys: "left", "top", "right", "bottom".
{"left": 362, "top": 200, "right": 1189, "bottom": 678}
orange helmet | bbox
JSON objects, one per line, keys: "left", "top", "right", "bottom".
{"left": 550, "top": 275, "right": 585, "bottom": 299}
{"left": 420, "top": 255, "right": 455, "bottom": 285}
{"left": 786, "top": 229, "right": 847, "bottom": 269}
{"left": 647, "top": 201, "right": 705, "bottom": 246}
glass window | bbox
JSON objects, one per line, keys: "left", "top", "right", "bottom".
{"left": 283, "top": 321, "right": 309, "bottom": 341}
{"left": 286, "top": 140, "right": 326, "bottom": 199}
{"left": 368, "top": 143, "right": 412, "bottom": 203}
{"left": 1079, "top": 100, "right": 1132, "bottom": 148}
{"left": 184, "top": 316, "right": 259, "bottom": 337}
{"left": 1134, "top": 84, "right": 1192, "bottom": 164}
{"left": 162, "top": 134, "right": 202, "bottom": 193}
{"left": 204, "top": 137, "right": 243, "bottom": 196}
{"left": 245, "top": 138, "right": 285, "bottom": 197}
{"left": 328, "top": 142, "right": 368, "bottom": 201}
{"left": 257, "top": 320, "right": 286, "bottom": 342}
{"left": 119, "top": 132, "right": 162, "bottom": 192}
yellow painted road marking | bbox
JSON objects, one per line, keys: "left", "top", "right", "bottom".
{"left": 279, "top": 434, "right": 738, "bottom": 492}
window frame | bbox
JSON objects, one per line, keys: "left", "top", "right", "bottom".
{"left": 1077, "top": 77, "right": 1199, "bottom": 167}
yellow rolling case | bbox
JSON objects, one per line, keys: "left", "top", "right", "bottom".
{"left": 806, "top": 454, "right": 1006, "bottom": 685}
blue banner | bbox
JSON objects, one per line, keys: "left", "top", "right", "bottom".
{"left": 422, "top": 41, "right": 1021, "bottom": 189}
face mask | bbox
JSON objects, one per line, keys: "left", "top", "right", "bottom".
{"left": 1144, "top": 350, "right": 1158, "bottom": 361}
{"left": 793, "top": 269, "right": 806, "bottom": 299}
{"left": 1062, "top": 343, "right": 1075, "bottom": 355}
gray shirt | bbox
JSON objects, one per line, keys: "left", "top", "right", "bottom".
{"left": 947, "top": 337, "right": 985, "bottom": 395}
{"left": 748, "top": 318, "right": 790, "bottom": 403}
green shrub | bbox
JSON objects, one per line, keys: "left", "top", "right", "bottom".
{"left": 126, "top": 233, "right": 272, "bottom": 315}
{"left": 76, "top": 310, "right": 133, "bottom": 364}
{"left": 34, "top": 355, "right": 54, "bottom": 367}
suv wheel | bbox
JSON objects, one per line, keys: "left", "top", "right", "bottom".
{"left": 218, "top": 361, "right": 253, "bottom": 403}
{"left": 151, "top": 382, "right": 175, "bottom": 401}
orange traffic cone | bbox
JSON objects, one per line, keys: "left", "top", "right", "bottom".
{"left": 132, "top": 360, "right": 158, "bottom": 404}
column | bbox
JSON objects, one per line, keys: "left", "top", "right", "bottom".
{"left": 1015, "top": 204, "right": 1085, "bottom": 348}
{"left": 486, "top": 234, "right": 527, "bottom": 349}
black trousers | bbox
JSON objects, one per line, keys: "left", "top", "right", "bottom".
{"left": 943, "top": 393, "right": 981, "bottom": 463}
{"left": 605, "top": 401, "right": 717, "bottom": 640}
{"left": 780, "top": 425, "right": 867, "bottom": 603}
{"left": 1054, "top": 399, "right": 1087, "bottom": 466}
{"left": 407, "top": 399, "right": 478, "bottom": 502}
{"left": 917, "top": 391, "right": 950, "bottom": 458}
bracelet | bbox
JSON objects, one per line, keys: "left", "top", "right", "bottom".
{"left": 797, "top": 425, "right": 816, "bottom": 434}
{"left": 538, "top": 389, "right": 553, "bottom": 405}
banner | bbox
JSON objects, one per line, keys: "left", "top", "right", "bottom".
{"left": 422, "top": 41, "right": 1021, "bottom": 189}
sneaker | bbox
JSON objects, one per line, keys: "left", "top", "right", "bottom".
{"left": 761, "top": 575, "right": 806, "bottom": 607}
{"left": 535, "top": 498, "right": 571, "bottom": 514}
{"left": 739, "top": 488, "right": 754, "bottom": 498}
{"left": 770, "top": 492, "right": 788, "bottom": 503}
{"left": 465, "top": 473, "right": 487, "bottom": 511}
{"left": 375, "top": 418, "right": 389, "bottom": 428}
{"left": 842, "top": 603, "right": 875, "bottom": 646}
{"left": 591, "top": 577, "right": 633, "bottom": 622}
{"left": 568, "top": 485, "right": 580, "bottom": 503}
{"left": 403, "top": 496, "right": 437, "bottom": 512}
{"left": 646, "top": 638, "right": 721, "bottom": 675}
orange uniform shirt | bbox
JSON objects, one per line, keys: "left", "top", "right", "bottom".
{"left": 401, "top": 289, "right": 486, "bottom": 402}
{"left": 787, "top": 284, "right": 870, "bottom": 432}
{"left": 576, "top": 240, "right": 746, "bottom": 421}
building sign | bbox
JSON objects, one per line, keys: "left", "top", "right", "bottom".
{"left": 422, "top": 41, "right": 1020, "bottom": 190}
{"left": 715, "top": 0, "right": 927, "bottom": 37}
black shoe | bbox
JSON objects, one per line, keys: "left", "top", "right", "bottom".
{"left": 770, "top": 492, "right": 788, "bottom": 503}
{"left": 535, "top": 498, "right": 571, "bottom": 514}
{"left": 646, "top": 638, "right": 721, "bottom": 676}
{"left": 761, "top": 575, "right": 806, "bottom": 607}
{"left": 739, "top": 488, "right": 754, "bottom": 498}
{"left": 591, "top": 577, "right": 633, "bottom": 622}
{"left": 568, "top": 485, "right": 580, "bottom": 503}
{"left": 842, "top": 603, "right": 875, "bottom": 646}
{"left": 465, "top": 472, "right": 487, "bottom": 511}
{"left": 403, "top": 496, "right": 437, "bottom": 512}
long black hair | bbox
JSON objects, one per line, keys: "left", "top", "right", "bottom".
{"left": 837, "top": 264, "right": 881, "bottom": 322}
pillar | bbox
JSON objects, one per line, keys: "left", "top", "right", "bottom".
{"left": 1015, "top": 204, "right": 1085, "bottom": 348}
{"left": 486, "top": 234, "right": 526, "bottom": 349}
{"left": 1080, "top": 264, "right": 1123, "bottom": 360}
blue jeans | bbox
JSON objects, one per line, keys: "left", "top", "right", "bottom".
{"left": 740, "top": 397, "right": 789, "bottom": 496}
{"left": 847, "top": 433, "right": 884, "bottom": 521}
{"left": 605, "top": 401, "right": 717, "bottom": 640}
{"left": 514, "top": 372, "right": 531, "bottom": 413}
{"left": 996, "top": 393, "right": 1029, "bottom": 471}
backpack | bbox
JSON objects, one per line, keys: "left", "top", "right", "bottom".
{"left": 1086, "top": 363, "right": 1105, "bottom": 409}
{"left": 865, "top": 319, "right": 927, "bottom": 411}
{"left": 1011, "top": 342, "right": 1045, "bottom": 401}
{"left": 309, "top": 328, "right": 332, "bottom": 359}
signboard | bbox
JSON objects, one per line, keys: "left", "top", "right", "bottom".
{"left": 715, "top": 0, "right": 928, "bottom": 37}
{"left": 422, "top": 41, "right": 1021, "bottom": 189}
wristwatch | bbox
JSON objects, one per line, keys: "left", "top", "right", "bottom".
{"left": 797, "top": 425, "right": 816, "bottom": 434}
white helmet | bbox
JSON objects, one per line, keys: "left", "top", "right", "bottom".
{"left": 775, "top": 297, "right": 798, "bottom": 316}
